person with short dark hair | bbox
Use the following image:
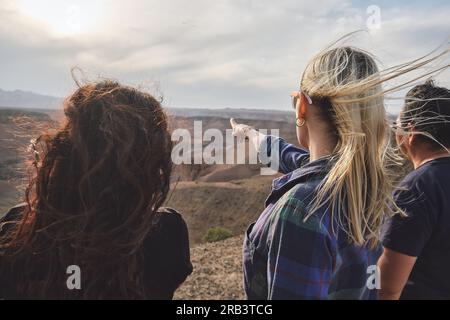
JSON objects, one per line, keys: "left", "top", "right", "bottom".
{"left": 379, "top": 80, "right": 450, "bottom": 300}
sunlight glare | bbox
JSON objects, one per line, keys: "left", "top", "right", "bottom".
{"left": 18, "top": 0, "right": 104, "bottom": 37}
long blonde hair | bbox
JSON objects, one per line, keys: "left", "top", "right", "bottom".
{"left": 300, "top": 44, "right": 449, "bottom": 249}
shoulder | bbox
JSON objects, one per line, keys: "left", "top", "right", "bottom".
{"left": 142, "top": 207, "right": 192, "bottom": 299}
{"left": 271, "top": 184, "right": 330, "bottom": 237}
{"left": 395, "top": 161, "right": 447, "bottom": 207}
{"left": 400, "top": 158, "right": 450, "bottom": 190}
{"left": 399, "top": 166, "right": 426, "bottom": 188}
{"left": 153, "top": 207, "right": 187, "bottom": 231}
{"left": 146, "top": 207, "right": 190, "bottom": 244}
{"left": 143, "top": 207, "right": 190, "bottom": 260}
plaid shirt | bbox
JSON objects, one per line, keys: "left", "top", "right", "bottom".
{"left": 243, "top": 136, "right": 381, "bottom": 300}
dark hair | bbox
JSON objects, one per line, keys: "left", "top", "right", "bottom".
{"left": 0, "top": 80, "right": 173, "bottom": 299}
{"left": 401, "top": 80, "right": 450, "bottom": 150}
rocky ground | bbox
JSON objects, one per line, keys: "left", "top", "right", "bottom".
{"left": 174, "top": 235, "right": 246, "bottom": 300}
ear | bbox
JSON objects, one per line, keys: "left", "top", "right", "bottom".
{"left": 407, "top": 124, "right": 416, "bottom": 147}
{"left": 407, "top": 134, "right": 415, "bottom": 147}
{"left": 297, "top": 93, "right": 308, "bottom": 120}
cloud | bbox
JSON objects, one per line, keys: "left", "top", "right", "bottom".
{"left": 0, "top": 0, "right": 448, "bottom": 112}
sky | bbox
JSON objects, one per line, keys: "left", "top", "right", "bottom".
{"left": 0, "top": 0, "right": 449, "bottom": 113}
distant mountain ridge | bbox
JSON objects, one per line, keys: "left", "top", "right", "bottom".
{"left": 168, "top": 107, "right": 294, "bottom": 123}
{"left": 0, "top": 88, "right": 62, "bottom": 109}
{"left": 0, "top": 88, "right": 295, "bottom": 121}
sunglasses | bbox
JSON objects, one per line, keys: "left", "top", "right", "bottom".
{"left": 291, "top": 90, "right": 313, "bottom": 110}
{"left": 391, "top": 121, "right": 399, "bottom": 130}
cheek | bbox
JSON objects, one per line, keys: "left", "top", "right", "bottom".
{"left": 396, "top": 133, "right": 410, "bottom": 156}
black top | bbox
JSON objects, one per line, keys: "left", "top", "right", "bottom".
{"left": 0, "top": 205, "right": 192, "bottom": 300}
{"left": 383, "top": 157, "right": 450, "bottom": 299}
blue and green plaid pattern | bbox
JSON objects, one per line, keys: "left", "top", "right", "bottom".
{"left": 243, "top": 136, "right": 381, "bottom": 300}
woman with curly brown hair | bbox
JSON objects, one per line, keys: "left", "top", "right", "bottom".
{"left": 0, "top": 80, "right": 192, "bottom": 299}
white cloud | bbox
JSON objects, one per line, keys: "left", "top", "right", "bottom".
{"left": 0, "top": 0, "right": 448, "bottom": 112}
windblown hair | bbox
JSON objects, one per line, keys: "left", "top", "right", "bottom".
{"left": 399, "top": 79, "right": 450, "bottom": 152}
{"left": 300, "top": 44, "right": 448, "bottom": 249}
{"left": 0, "top": 80, "right": 173, "bottom": 299}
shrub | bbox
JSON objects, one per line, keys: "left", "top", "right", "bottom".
{"left": 202, "top": 227, "right": 233, "bottom": 243}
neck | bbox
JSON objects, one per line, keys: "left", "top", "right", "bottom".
{"left": 309, "top": 135, "right": 337, "bottom": 162}
{"left": 411, "top": 148, "right": 450, "bottom": 169}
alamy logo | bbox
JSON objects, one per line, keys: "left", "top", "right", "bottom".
{"left": 171, "top": 121, "right": 280, "bottom": 175}
{"left": 366, "top": 5, "right": 381, "bottom": 30}
{"left": 366, "top": 265, "right": 381, "bottom": 290}
{"left": 66, "top": 265, "right": 81, "bottom": 290}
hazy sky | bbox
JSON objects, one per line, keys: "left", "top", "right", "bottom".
{"left": 0, "top": 0, "right": 448, "bottom": 112}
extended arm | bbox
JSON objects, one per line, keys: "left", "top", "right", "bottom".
{"left": 230, "top": 118, "right": 309, "bottom": 173}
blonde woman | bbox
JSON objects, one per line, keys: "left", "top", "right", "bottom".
{"left": 231, "top": 45, "right": 447, "bottom": 300}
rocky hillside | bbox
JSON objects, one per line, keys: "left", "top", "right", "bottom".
{"left": 0, "top": 108, "right": 59, "bottom": 214}
{"left": 164, "top": 177, "right": 274, "bottom": 244}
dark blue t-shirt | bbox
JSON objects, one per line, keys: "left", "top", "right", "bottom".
{"left": 383, "top": 157, "right": 450, "bottom": 299}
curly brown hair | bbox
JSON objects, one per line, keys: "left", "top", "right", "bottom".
{"left": 0, "top": 80, "right": 173, "bottom": 299}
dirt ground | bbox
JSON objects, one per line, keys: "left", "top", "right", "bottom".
{"left": 174, "top": 235, "right": 246, "bottom": 300}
